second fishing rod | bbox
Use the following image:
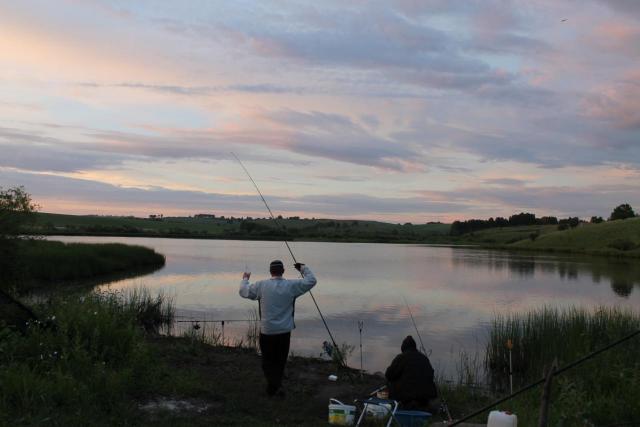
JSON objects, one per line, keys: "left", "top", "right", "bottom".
{"left": 231, "top": 152, "right": 352, "bottom": 378}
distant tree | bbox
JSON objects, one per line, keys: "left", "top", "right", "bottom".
{"left": 558, "top": 217, "right": 579, "bottom": 230}
{"left": 0, "top": 186, "right": 39, "bottom": 238}
{"left": 508, "top": 212, "right": 537, "bottom": 226}
{"left": 538, "top": 216, "right": 558, "bottom": 225}
{"left": 495, "top": 217, "right": 509, "bottom": 227}
{"left": 240, "top": 220, "right": 257, "bottom": 233}
{"left": 1, "top": 186, "right": 39, "bottom": 289}
{"left": 590, "top": 216, "right": 604, "bottom": 224}
{"left": 609, "top": 204, "right": 636, "bottom": 221}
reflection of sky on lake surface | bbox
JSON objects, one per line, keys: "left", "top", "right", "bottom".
{"left": 50, "top": 236, "right": 640, "bottom": 376}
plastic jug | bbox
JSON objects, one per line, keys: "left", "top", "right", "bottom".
{"left": 328, "top": 398, "right": 356, "bottom": 426}
{"left": 488, "top": 410, "right": 517, "bottom": 427}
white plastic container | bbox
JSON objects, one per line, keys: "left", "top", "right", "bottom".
{"left": 328, "top": 399, "right": 356, "bottom": 426}
{"left": 488, "top": 410, "right": 518, "bottom": 427}
{"left": 364, "top": 401, "right": 393, "bottom": 419}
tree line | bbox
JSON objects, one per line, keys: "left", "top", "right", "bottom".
{"left": 450, "top": 204, "right": 637, "bottom": 236}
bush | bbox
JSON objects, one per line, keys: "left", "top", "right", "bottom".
{"left": 607, "top": 239, "right": 637, "bottom": 251}
{"left": 609, "top": 203, "right": 636, "bottom": 221}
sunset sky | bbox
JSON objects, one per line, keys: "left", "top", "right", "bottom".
{"left": 1, "top": 0, "right": 639, "bottom": 222}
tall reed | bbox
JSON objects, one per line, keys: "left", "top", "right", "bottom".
{"left": 485, "top": 306, "right": 640, "bottom": 425}
{"left": 486, "top": 306, "right": 640, "bottom": 387}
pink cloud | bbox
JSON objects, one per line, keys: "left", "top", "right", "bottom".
{"left": 583, "top": 69, "right": 640, "bottom": 130}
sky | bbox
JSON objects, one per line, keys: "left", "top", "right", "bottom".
{"left": 1, "top": 0, "right": 639, "bottom": 223}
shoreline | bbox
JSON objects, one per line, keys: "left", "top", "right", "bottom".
{"left": 38, "top": 231, "right": 640, "bottom": 260}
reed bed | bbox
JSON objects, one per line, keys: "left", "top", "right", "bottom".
{"left": 485, "top": 306, "right": 640, "bottom": 426}
{"left": 18, "top": 240, "right": 166, "bottom": 283}
{"left": 486, "top": 306, "right": 640, "bottom": 385}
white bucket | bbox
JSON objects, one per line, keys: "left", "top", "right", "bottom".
{"left": 328, "top": 399, "right": 356, "bottom": 426}
{"left": 364, "top": 401, "right": 393, "bottom": 419}
{"left": 488, "top": 410, "right": 518, "bottom": 427}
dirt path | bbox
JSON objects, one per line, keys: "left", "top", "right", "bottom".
{"left": 141, "top": 336, "right": 385, "bottom": 426}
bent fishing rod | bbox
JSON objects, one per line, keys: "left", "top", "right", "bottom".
{"left": 231, "top": 152, "right": 352, "bottom": 377}
{"left": 402, "top": 296, "right": 427, "bottom": 355}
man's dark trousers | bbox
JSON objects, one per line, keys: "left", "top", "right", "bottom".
{"left": 259, "top": 332, "right": 291, "bottom": 395}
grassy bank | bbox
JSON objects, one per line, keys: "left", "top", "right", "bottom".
{"left": 449, "top": 218, "right": 640, "bottom": 259}
{"left": 14, "top": 239, "right": 166, "bottom": 289}
{"left": 0, "top": 289, "right": 384, "bottom": 426}
{"left": 512, "top": 217, "right": 640, "bottom": 257}
{"left": 29, "top": 212, "right": 451, "bottom": 243}
{"left": 3, "top": 288, "right": 638, "bottom": 425}
{"left": 451, "top": 224, "right": 558, "bottom": 245}
{"left": 485, "top": 307, "right": 640, "bottom": 426}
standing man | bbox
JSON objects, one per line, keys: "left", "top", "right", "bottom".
{"left": 239, "top": 260, "right": 317, "bottom": 397}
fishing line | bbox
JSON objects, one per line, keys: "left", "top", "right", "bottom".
{"left": 402, "top": 295, "right": 428, "bottom": 355}
{"left": 231, "top": 152, "right": 352, "bottom": 376}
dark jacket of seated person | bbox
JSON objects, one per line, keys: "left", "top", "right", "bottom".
{"left": 385, "top": 335, "right": 438, "bottom": 409}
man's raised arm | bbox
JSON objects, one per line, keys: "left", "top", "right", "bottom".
{"left": 289, "top": 263, "right": 317, "bottom": 296}
{"left": 239, "top": 271, "right": 259, "bottom": 300}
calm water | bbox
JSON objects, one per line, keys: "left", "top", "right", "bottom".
{"left": 50, "top": 236, "right": 640, "bottom": 376}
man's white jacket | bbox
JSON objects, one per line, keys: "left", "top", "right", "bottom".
{"left": 239, "top": 265, "right": 317, "bottom": 335}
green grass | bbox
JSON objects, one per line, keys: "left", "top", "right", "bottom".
{"left": 452, "top": 225, "right": 558, "bottom": 245}
{"left": 0, "top": 289, "right": 383, "bottom": 426}
{"left": 513, "top": 217, "right": 640, "bottom": 257}
{"left": 485, "top": 306, "right": 640, "bottom": 426}
{"left": 28, "top": 212, "right": 451, "bottom": 243}
{"left": 17, "top": 239, "right": 166, "bottom": 285}
{"left": 0, "top": 289, "right": 175, "bottom": 426}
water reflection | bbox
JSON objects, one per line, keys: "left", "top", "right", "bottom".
{"left": 451, "top": 250, "right": 640, "bottom": 297}
{"left": 48, "top": 236, "right": 640, "bottom": 376}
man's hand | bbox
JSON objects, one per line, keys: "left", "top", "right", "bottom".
{"left": 243, "top": 271, "right": 251, "bottom": 280}
{"left": 294, "top": 263, "right": 305, "bottom": 272}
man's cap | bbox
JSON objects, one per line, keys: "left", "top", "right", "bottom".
{"left": 270, "top": 260, "right": 284, "bottom": 269}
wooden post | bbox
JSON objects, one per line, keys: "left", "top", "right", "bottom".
{"left": 538, "top": 358, "right": 558, "bottom": 427}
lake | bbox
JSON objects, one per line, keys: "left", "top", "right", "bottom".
{"left": 49, "top": 236, "right": 640, "bottom": 377}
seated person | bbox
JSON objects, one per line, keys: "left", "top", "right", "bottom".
{"left": 385, "top": 335, "right": 438, "bottom": 411}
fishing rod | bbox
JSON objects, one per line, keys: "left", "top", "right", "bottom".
{"left": 402, "top": 296, "right": 427, "bottom": 355}
{"left": 231, "top": 152, "right": 352, "bottom": 377}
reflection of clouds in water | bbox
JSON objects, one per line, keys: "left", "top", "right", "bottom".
{"left": 54, "top": 236, "right": 640, "bottom": 373}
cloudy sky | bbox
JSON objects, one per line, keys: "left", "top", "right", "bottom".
{"left": 1, "top": 0, "right": 639, "bottom": 222}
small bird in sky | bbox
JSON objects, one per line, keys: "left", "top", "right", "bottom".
{"left": 561, "top": 18, "right": 568, "bottom": 22}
